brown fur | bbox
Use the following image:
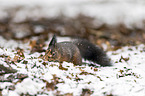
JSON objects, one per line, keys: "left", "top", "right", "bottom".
{"left": 43, "top": 42, "right": 82, "bottom": 65}
{"left": 42, "top": 35, "right": 111, "bottom": 66}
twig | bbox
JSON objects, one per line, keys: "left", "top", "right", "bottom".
{"left": 0, "top": 64, "right": 17, "bottom": 74}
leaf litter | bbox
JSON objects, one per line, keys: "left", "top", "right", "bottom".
{"left": 0, "top": 36, "right": 145, "bottom": 96}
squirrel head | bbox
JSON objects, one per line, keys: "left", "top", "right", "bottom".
{"left": 43, "top": 35, "right": 59, "bottom": 62}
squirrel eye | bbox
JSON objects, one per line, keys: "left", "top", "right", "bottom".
{"left": 52, "top": 52, "right": 55, "bottom": 56}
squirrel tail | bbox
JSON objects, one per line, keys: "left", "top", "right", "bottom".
{"left": 73, "top": 39, "right": 112, "bottom": 66}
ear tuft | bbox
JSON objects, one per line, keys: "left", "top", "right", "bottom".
{"left": 49, "top": 34, "right": 57, "bottom": 47}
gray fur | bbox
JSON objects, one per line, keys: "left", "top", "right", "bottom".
{"left": 73, "top": 39, "right": 112, "bottom": 66}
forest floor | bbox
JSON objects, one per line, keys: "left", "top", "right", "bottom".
{"left": 0, "top": 0, "right": 145, "bottom": 96}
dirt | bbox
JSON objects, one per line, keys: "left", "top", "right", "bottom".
{"left": 0, "top": 15, "right": 145, "bottom": 51}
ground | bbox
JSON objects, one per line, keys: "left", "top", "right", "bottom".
{"left": 0, "top": 36, "right": 145, "bottom": 96}
{"left": 0, "top": 0, "right": 145, "bottom": 96}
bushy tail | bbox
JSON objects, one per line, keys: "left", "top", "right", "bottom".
{"left": 73, "top": 39, "right": 112, "bottom": 66}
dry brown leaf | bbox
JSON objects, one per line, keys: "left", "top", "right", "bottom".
{"left": 81, "top": 89, "right": 93, "bottom": 96}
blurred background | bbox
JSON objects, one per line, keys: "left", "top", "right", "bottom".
{"left": 0, "top": 0, "right": 145, "bottom": 51}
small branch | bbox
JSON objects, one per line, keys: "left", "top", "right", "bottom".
{"left": 0, "top": 73, "right": 28, "bottom": 82}
{"left": 0, "top": 64, "right": 17, "bottom": 74}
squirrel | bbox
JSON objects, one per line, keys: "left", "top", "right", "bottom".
{"left": 42, "top": 35, "right": 112, "bottom": 66}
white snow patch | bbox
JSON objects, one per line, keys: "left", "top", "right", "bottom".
{"left": 0, "top": 36, "right": 145, "bottom": 96}
{"left": 14, "top": 78, "right": 45, "bottom": 95}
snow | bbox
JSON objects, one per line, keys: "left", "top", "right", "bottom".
{"left": 15, "top": 78, "right": 45, "bottom": 95}
{"left": 0, "top": 36, "right": 145, "bottom": 96}
{"left": 0, "top": 0, "right": 145, "bottom": 28}
{"left": 0, "top": 0, "right": 145, "bottom": 95}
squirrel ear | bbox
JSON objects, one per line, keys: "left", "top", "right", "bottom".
{"left": 49, "top": 34, "right": 57, "bottom": 47}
